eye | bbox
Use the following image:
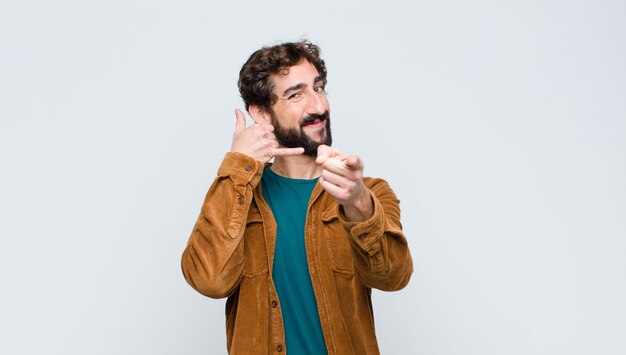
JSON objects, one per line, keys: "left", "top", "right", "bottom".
{"left": 313, "top": 85, "right": 326, "bottom": 94}
{"left": 288, "top": 92, "right": 303, "bottom": 101}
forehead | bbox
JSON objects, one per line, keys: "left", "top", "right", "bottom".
{"left": 270, "top": 60, "right": 321, "bottom": 93}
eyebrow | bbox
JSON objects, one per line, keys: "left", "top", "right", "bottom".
{"left": 282, "top": 83, "right": 305, "bottom": 97}
{"left": 281, "top": 76, "right": 326, "bottom": 97}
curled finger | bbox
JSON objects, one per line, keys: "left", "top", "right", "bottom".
{"left": 321, "top": 168, "right": 352, "bottom": 187}
{"left": 322, "top": 157, "right": 351, "bottom": 176}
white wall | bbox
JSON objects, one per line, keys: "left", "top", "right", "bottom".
{"left": 1, "top": 0, "right": 624, "bottom": 354}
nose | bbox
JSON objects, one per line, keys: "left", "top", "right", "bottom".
{"left": 307, "top": 90, "right": 327, "bottom": 115}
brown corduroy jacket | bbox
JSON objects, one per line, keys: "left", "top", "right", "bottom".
{"left": 181, "top": 152, "right": 413, "bottom": 354}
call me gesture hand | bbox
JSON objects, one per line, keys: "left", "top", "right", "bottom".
{"left": 230, "top": 109, "right": 304, "bottom": 163}
{"left": 316, "top": 145, "right": 374, "bottom": 222}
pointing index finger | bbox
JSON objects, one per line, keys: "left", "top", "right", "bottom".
{"left": 343, "top": 154, "right": 363, "bottom": 170}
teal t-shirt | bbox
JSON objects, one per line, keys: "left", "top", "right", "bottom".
{"left": 261, "top": 167, "right": 328, "bottom": 355}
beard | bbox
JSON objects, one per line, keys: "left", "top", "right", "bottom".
{"left": 270, "top": 111, "right": 332, "bottom": 156}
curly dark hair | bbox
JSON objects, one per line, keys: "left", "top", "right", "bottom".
{"left": 238, "top": 40, "right": 327, "bottom": 111}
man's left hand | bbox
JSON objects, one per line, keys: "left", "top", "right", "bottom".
{"left": 316, "top": 145, "right": 374, "bottom": 222}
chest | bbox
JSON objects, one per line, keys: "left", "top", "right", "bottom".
{"left": 241, "top": 192, "right": 355, "bottom": 278}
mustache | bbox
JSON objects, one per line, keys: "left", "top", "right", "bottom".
{"left": 300, "top": 112, "right": 330, "bottom": 126}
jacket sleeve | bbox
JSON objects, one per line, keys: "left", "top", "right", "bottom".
{"left": 337, "top": 178, "right": 413, "bottom": 291}
{"left": 181, "top": 152, "right": 264, "bottom": 298}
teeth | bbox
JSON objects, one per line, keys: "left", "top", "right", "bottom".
{"left": 302, "top": 117, "right": 324, "bottom": 126}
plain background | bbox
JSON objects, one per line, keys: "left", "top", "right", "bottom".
{"left": 1, "top": 0, "right": 624, "bottom": 354}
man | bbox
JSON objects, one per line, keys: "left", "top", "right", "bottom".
{"left": 181, "top": 40, "right": 412, "bottom": 354}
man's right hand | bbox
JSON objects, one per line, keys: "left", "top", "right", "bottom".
{"left": 230, "top": 109, "right": 304, "bottom": 164}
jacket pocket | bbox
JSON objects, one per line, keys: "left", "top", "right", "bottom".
{"left": 242, "top": 210, "right": 269, "bottom": 278}
{"left": 321, "top": 207, "right": 354, "bottom": 275}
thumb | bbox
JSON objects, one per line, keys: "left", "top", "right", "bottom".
{"left": 234, "top": 109, "right": 247, "bottom": 133}
{"left": 316, "top": 144, "right": 339, "bottom": 164}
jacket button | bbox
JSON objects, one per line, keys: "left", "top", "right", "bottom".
{"left": 358, "top": 233, "right": 368, "bottom": 239}
{"left": 276, "top": 344, "right": 284, "bottom": 352}
{"left": 271, "top": 300, "right": 278, "bottom": 308}
{"left": 237, "top": 195, "right": 245, "bottom": 204}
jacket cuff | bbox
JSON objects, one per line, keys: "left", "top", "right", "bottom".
{"left": 337, "top": 190, "right": 385, "bottom": 256}
{"left": 217, "top": 152, "right": 265, "bottom": 186}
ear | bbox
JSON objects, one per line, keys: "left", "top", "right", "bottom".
{"left": 248, "top": 105, "right": 272, "bottom": 125}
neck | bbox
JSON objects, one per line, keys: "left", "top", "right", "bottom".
{"left": 271, "top": 155, "right": 322, "bottom": 179}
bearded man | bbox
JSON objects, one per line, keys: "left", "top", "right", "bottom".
{"left": 181, "top": 40, "right": 413, "bottom": 354}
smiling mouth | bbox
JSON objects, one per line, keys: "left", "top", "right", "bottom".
{"left": 300, "top": 114, "right": 328, "bottom": 128}
{"left": 302, "top": 118, "right": 324, "bottom": 128}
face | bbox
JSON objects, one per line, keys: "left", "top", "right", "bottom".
{"left": 268, "top": 60, "right": 332, "bottom": 156}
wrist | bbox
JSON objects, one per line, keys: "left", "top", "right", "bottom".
{"left": 342, "top": 188, "right": 374, "bottom": 222}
